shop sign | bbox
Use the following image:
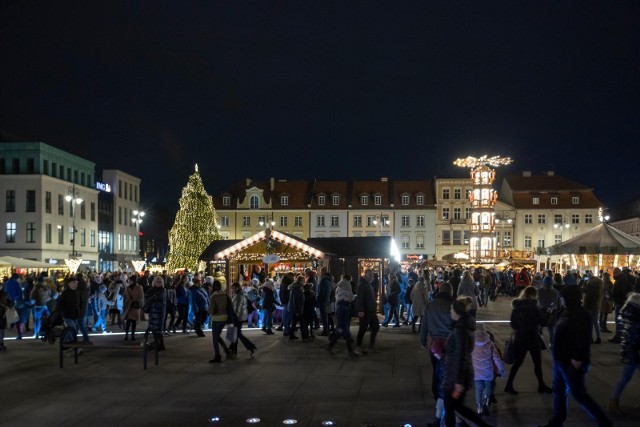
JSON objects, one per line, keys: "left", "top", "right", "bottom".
{"left": 262, "top": 254, "right": 280, "bottom": 264}
{"left": 96, "top": 181, "right": 112, "bottom": 192}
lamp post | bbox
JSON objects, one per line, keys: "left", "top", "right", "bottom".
{"left": 132, "top": 210, "right": 145, "bottom": 259}
{"left": 372, "top": 214, "right": 390, "bottom": 236}
{"left": 64, "top": 185, "right": 83, "bottom": 273}
{"left": 553, "top": 219, "right": 570, "bottom": 272}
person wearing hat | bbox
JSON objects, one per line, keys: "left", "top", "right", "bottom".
{"left": 538, "top": 285, "right": 613, "bottom": 427}
{"left": 443, "top": 296, "right": 493, "bottom": 427}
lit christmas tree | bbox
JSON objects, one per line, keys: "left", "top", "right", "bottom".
{"left": 165, "top": 164, "right": 221, "bottom": 272}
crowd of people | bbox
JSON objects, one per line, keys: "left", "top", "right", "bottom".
{"left": 1, "top": 263, "right": 640, "bottom": 426}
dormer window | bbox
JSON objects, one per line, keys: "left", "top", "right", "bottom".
{"left": 332, "top": 195, "right": 340, "bottom": 206}
{"left": 281, "top": 195, "right": 289, "bottom": 206}
{"left": 572, "top": 196, "right": 580, "bottom": 205}
{"left": 222, "top": 196, "right": 231, "bottom": 206}
{"left": 361, "top": 195, "right": 369, "bottom": 206}
{"left": 416, "top": 195, "right": 424, "bottom": 205}
{"left": 551, "top": 197, "right": 558, "bottom": 205}
{"left": 401, "top": 195, "right": 410, "bottom": 206}
{"left": 318, "top": 195, "right": 326, "bottom": 206}
{"left": 532, "top": 197, "right": 540, "bottom": 205}
{"left": 374, "top": 195, "right": 382, "bottom": 206}
{"left": 249, "top": 195, "right": 260, "bottom": 210}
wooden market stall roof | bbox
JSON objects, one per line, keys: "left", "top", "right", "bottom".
{"left": 200, "top": 230, "right": 333, "bottom": 263}
{"left": 307, "top": 236, "right": 393, "bottom": 258}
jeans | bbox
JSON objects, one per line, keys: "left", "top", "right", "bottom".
{"left": 33, "top": 306, "right": 50, "bottom": 338}
{"left": 175, "top": 303, "right": 188, "bottom": 331}
{"left": 329, "top": 301, "right": 354, "bottom": 350}
{"left": 62, "top": 317, "right": 90, "bottom": 341}
{"left": 282, "top": 306, "right": 291, "bottom": 335}
{"left": 385, "top": 302, "right": 400, "bottom": 326}
{"left": 475, "top": 379, "right": 492, "bottom": 410}
{"left": 247, "top": 308, "right": 259, "bottom": 327}
{"left": 262, "top": 309, "right": 273, "bottom": 330}
{"left": 548, "top": 361, "right": 612, "bottom": 427}
{"left": 589, "top": 309, "right": 601, "bottom": 340}
{"left": 431, "top": 351, "right": 445, "bottom": 400}
{"left": 404, "top": 303, "right": 413, "bottom": 323}
{"left": 319, "top": 303, "right": 329, "bottom": 334}
{"left": 94, "top": 309, "right": 108, "bottom": 332}
{"left": 612, "top": 363, "right": 640, "bottom": 400}
{"left": 194, "top": 311, "right": 207, "bottom": 336}
{"left": 356, "top": 312, "right": 379, "bottom": 347}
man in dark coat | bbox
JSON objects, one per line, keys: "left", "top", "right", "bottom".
{"left": 58, "top": 277, "right": 91, "bottom": 343}
{"left": 355, "top": 269, "right": 380, "bottom": 354}
{"left": 317, "top": 267, "right": 333, "bottom": 336}
{"left": 610, "top": 267, "right": 634, "bottom": 343}
{"left": 382, "top": 272, "right": 401, "bottom": 327}
{"left": 538, "top": 286, "right": 613, "bottom": 427}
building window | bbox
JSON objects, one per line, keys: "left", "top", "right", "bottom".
{"left": 118, "top": 180, "right": 122, "bottom": 198}
{"left": 281, "top": 195, "right": 289, "bottom": 206}
{"left": 26, "top": 222, "right": 36, "bottom": 243}
{"left": 318, "top": 195, "right": 326, "bottom": 206}
{"left": 416, "top": 215, "right": 425, "bottom": 227}
{"left": 332, "top": 195, "right": 340, "bottom": 206}
{"left": 374, "top": 195, "right": 382, "bottom": 205}
{"left": 465, "top": 189, "right": 471, "bottom": 200}
{"left": 90, "top": 230, "right": 96, "bottom": 247}
{"left": 6, "top": 190, "right": 15, "bottom": 212}
{"left": 538, "top": 214, "right": 546, "bottom": 224}
{"left": 551, "top": 197, "right": 558, "bottom": 205}
{"left": 331, "top": 216, "right": 339, "bottom": 227}
{"left": 538, "top": 235, "right": 545, "bottom": 248}
{"left": 401, "top": 215, "right": 410, "bottom": 227}
{"left": 416, "top": 195, "right": 424, "bottom": 205}
{"left": 465, "top": 208, "right": 471, "bottom": 220}
{"left": 454, "top": 188, "right": 461, "bottom": 199}
{"left": 453, "top": 207, "right": 461, "bottom": 220}
{"left": 45, "top": 192, "right": 52, "bottom": 213}
{"left": 280, "top": 216, "right": 288, "bottom": 227}
{"left": 58, "top": 195, "right": 64, "bottom": 215}
{"left": 43, "top": 160, "right": 49, "bottom": 175}
{"left": 25, "top": 158, "right": 34, "bottom": 174}
{"left": 295, "top": 216, "right": 302, "bottom": 227}
{"left": 572, "top": 196, "right": 580, "bottom": 205}
{"left": 524, "top": 235, "right": 532, "bottom": 248}
{"left": 555, "top": 234, "right": 562, "bottom": 244}
{"left": 124, "top": 208, "right": 128, "bottom": 226}
{"left": 381, "top": 215, "right": 390, "bottom": 227}
{"left": 572, "top": 214, "right": 580, "bottom": 224}
{"left": 317, "top": 215, "right": 325, "bottom": 227}
{"left": 353, "top": 216, "right": 362, "bottom": 227}
{"left": 249, "top": 195, "right": 260, "bottom": 210}
{"left": 51, "top": 162, "right": 57, "bottom": 177}
{"left": 80, "top": 202, "right": 86, "bottom": 220}
{"left": 503, "top": 231, "right": 511, "bottom": 247}
{"left": 554, "top": 214, "right": 563, "bottom": 224}
{"left": 442, "top": 230, "right": 451, "bottom": 245}
{"left": 12, "top": 158, "right": 19, "bottom": 173}
{"left": 401, "top": 195, "right": 410, "bottom": 206}
{"left": 45, "top": 223, "right": 52, "bottom": 243}
{"left": 416, "top": 235, "right": 425, "bottom": 249}
{"left": 524, "top": 214, "right": 532, "bottom": 224}
{"left": 26, "top": 190, "right": 36, "bottom": 212}
{"left": 220, "top": 216, "right": 229, "bottom": 227}
{"left": 58, "top": 225, "right": 64, "bottom": 244}
{"left": 242, "top": 216, "right": 251, "bottom": 227}
{"left": 134, "top": 186, "right": 138, "bottom": 202}
{"left": 452, "top": 230, "right": 462, "bottom": 245}
{"left": 91, "top": 202, "right": 96, "bottom": 221}
{"left": 401, "top": 235, "right": 410, "bottom": 249}
{"left": 80, "top": 228, "right": 86, "bottom": 246}
{"left": 360, "top": 195, "right": 368, "bottom": 206}
{"left": 118, "top": 207, "right": 122, "bottom": 225}
{"left": 532, "top": 197, "right": 540, "bottom": 205}
{"left": 258, "top": 216, "right": 266, "bottom": 226}
{"left": 222, "top": 196, "right": 231, "bottom": 206}
{"left": 442, "top": 208, "right": 450, "bottom": 220}
{"left": 442, "top": 188, "right": 450, "bottom": 200}
{"left": 585, "top": 214, "right": 593, "bottom": 224}
{"left": 6, "top": 222, "right": 16, "bottom": 243}
{"left": 59, "top": 165, "right": 64, "bottom": 179}
{"left": 366, "top": 216, "right": 376, "bottom": 227}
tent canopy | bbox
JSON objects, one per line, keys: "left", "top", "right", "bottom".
{"left": 0, "top": 256, "right": 54, "bottom": 269}
{"left": 544, "top": 223, "right": 640, "bottom": 255}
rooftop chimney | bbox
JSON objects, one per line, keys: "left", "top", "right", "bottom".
{"left": 270, "top": 177, "right": 275, "bottom": 191}
{"left": 245, "top": 178, "right": 252, "bottom": 187}
{"left": 522, "top": 171, "right": 532, "bottom": 177}
{"left": 381, "top": 177, "right": 388, "bottom": 182}
{"left": 546, "top": 171, "right": 555, "bottom": 176}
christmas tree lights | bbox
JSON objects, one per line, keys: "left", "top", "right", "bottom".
{"left": 165, "top": 165, "right": 221, "bottom": 272}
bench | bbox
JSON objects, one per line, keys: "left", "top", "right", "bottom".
{"left": 58, "top": 327, "right": 159, "bottom": 370}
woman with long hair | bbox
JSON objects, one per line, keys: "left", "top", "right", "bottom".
{"left": 504, "top": 286, "right": 552, "bottom": 394}
{"left": 229, "top": 282, "right": 257, "bottom": 357}
{"left": 456, "top": 270, "right": 479, "bottom": 318}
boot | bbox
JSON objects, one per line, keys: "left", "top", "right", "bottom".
{"left": 607, "top": 398, "right": 624, "bottom": 415}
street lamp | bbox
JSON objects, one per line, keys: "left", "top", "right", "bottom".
{"left": 64, "top": 184, "right": 83, "bottom": 274}
{"left": 132, "top": 210, "right": 145, "bottom": 259}
{"left": 373, "top": 215, "right": 390, "bottom": 236}
{"left": 553, "top": 219, "right": 570, "bottom": 273}
{"left": 259, "top": 218, "right": 276, "bottom": 229}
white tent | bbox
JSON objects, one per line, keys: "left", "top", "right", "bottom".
{"left": 0, "top": 256, "right": 55, "bottom": 269}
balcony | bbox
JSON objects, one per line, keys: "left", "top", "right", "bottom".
{"left": 450, "top": 219, "right": 467, "bottom": 225}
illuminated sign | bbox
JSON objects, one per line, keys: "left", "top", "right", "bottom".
{"left": 96, "top": 182, "right": 112, "bottom": 192}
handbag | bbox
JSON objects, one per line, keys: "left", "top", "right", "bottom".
{"left": 131, "top": 300, "right": 142, "bottom": 309}
{"left": 225, "top": 325, "right": 238, "bottom": 343}
{"left": 503, "top": 334, "right": 516, "bottom": 364}
{"left": 6, "top": 306, "right": 19, "bottom": 324}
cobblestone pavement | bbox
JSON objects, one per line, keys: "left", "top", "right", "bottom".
{"left": 0, "top": 296, "right": 638, "bottom": 426}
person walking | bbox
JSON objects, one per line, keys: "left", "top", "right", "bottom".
{"left": 190, "top": 278, "right": 209, "bottom": 337}
{"left": 472, "top": 323, "right": 505, "bottom": 417}
{"left": 327, "top": 274, "right": 360, "bottom": 357}
{"left": 229, "top": 282, "right": 257, "bottom": 357}
{"left": 208, "top": 281, "right": 233, "bottom": 363}
{"left": 410, "top": 276, "right": 429, "bottom": 333}
{"left": 538, "top": 275, "right": 560, "bottom": 349}
{"left": 317, "top": 267, "right": 333, "bottom": 336}
{"left": 123, "top": 276, "right": 144, "bottom": 341}
{"left": 583, "top": 274, "right": 604, "bottom": 344}
{"left": 260, "top": 279, "right": 277, "bottom": 335}
{"left": 600, "top": 272, "right": 614, "bottom": 333}
{"left": 537, "top": 285, "right": 613, "bottom": 427}
{"left": 610, "top": 267, "right": 634, "bottom": 343}
{"left": 143, "top": 276, "right": 167, "bottom": 350}
{"left": 288, "top": 275, "right": 306, "bottom": 340}
{"left": 173, "top": 275, "right": 189, "bottom": 333}
{"left": 504, "top": 286, "right": 552, "bottom": 394}
{"left": 355, "top": 269, "right": 380, "bottom": 354}
{"left": 457, "top": 270, "right": 479, "bottom": 318}
{"left": 443, "top": 297, "right": 494, "bottom": 427}
{"left": 382, "top": 272, "right": 401, "bottom": 327}
{"left": 608, "top": 292, "right": 640, "bottom": 414}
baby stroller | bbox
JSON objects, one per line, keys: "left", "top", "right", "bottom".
{"left": 39, "top": 307, "right": 64, "bottom": 344}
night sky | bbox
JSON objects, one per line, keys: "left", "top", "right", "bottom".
{"left": 2, "top": 2, "right": 639, "bottom": 217}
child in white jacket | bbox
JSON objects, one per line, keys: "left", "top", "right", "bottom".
{"left": 472, "top": 323, "right": 505, "bottom": 416}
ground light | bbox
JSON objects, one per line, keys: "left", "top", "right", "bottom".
{"left": 321, "top": 422, "right": 335, "bottom": 426}
{"left": 246, "top": 418, "right": 261, "bottom": 424}
{"left": 208, "top": 416, "right": 221, "bottom": 423}
{"left": 283, "top": 420, "right": 297, "bottom": 425}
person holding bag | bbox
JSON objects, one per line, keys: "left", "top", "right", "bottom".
{"left": 123, "top": 276, "right": 144, "bottom": 341}
{"left": 229, "top": 282, "right": 257, "bottom": 358}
